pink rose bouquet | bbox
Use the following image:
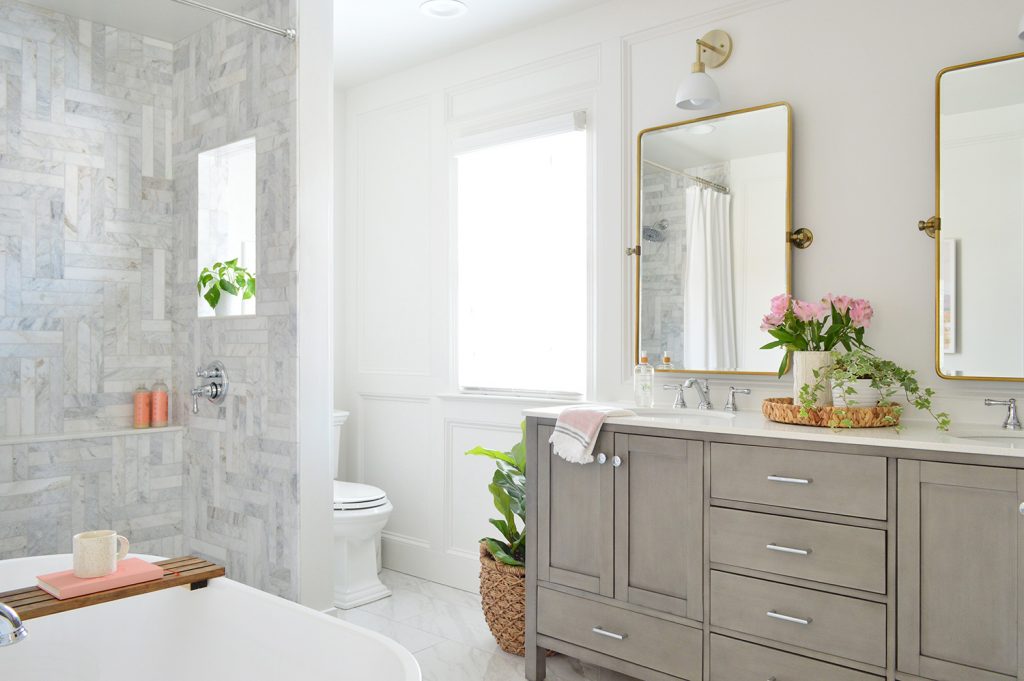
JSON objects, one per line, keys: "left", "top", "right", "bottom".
{"left": 760, "top": 293, "right": 873, "bottom": 376}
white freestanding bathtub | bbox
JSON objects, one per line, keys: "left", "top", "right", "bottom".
{"left": 0, "top": 554, "right": 420, "bottom": 680}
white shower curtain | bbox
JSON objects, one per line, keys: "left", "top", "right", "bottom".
{"left": 682, "top": 185, "right": 737, "bottom": 371}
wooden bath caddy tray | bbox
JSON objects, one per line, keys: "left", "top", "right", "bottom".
{"left": 0, "top": 556, "right": 224, "bottom": 621}
{"left": 762, "top": 397, "right": 900, "bottom": 429}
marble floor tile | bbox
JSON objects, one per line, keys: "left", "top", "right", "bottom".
{"left": 344, "top": 569, "right": 636, "bottom": 681}
{"left": 332, "top": 607, "right": 445, "bottom": 654}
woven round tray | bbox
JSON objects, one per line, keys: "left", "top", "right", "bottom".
{"left": 762, "top": 397, "right": 900, "bottom": 428}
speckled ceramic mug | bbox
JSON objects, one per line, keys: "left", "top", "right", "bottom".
{"left": 73, "top": 530, "right": 129, "bottom": 578}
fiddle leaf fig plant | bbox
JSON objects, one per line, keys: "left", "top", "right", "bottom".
{"left": 197, "top": 258, "right": 256, "bottom": 311}
{"left": 465, "top": 421, "right": 527, "bottom": 567}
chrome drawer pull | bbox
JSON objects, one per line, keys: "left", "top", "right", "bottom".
{"left": 766, "top": 543, "right": 811, "bottom": 556}
{"left": 591, "top": 626, "right": 627, "bottom": 641}
{"left": 766, "top": 475, "right": 812, "bottom": 485}
{"left": 767, "top": 610, "right": 811, "bottom": 625}
{"left": 596, "top": 452, "right": 607, "bottom": 465}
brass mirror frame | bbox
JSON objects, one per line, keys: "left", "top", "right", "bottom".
{"left": 633, "top": 101, "right": 794, "bottom": 376}
{"left": 933, "top": 52, "right": 1024, "bottom": 382}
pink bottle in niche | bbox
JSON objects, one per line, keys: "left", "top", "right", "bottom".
{"left": 133, "top": 386, "right": 151, "bottom": 429}
{"left": 150, "top": 381, "right": 168, "bottom": 428}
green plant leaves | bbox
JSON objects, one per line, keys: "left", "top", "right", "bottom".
{"left": 467, "top": 420, "right": 528, "bottom": 565}
{"left": 195, "top": 257, "right": 257, "bottom": 311}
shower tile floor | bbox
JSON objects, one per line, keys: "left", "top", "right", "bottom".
{"left": 329, "top": 569, "right": 638, "bottom": 681}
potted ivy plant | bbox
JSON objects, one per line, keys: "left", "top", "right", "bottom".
{"left": 799, "top": 348, "right": 951, "bottom": 431}
{"left": 465, "top": 422, "right": 527, "bottom": 656}
{"left": 197, "top": 258, "right": 256, "bottom": 317}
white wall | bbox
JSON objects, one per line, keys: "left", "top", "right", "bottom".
{"left": 336, "top": 0, "right": 1024, "bottom": 590}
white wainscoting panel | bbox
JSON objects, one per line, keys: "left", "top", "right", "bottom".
{"left": 444, "top": 419, "right": 523, "bottom": 559}
{"left": 359, "top": 394, "right": 435, "bottom": 545}
{"left": 355, "top": 100, "right": 433, "bottom": 376}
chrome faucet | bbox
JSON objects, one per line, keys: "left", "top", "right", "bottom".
{"left": 684, "top": 378, "right": 713, "bottom": 410}
{"left": 724, "top": 387, "right": 751, "bottom": 412}
{"left": 663, "top": 384, "right": 687, "bottom": 409}
{"left": 0, "top": 602, "right": 27, "bottom": 647}
{"left": 985, "top": 398, "right": 1022, "bottom": 430}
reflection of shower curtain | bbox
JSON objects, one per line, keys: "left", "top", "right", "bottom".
{"left": 682, "top": 186, "right": 737, "bottom": 371}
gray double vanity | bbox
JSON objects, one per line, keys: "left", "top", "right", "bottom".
{"left": 524, "top": 45, "right": 1024, "bottom": 681}
{"left": 525, "top": 410, "right": 1024, "bottom": 681}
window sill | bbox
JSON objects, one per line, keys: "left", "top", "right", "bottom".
{"left": 438, "top": 392, "right": 584, "bottom": 405}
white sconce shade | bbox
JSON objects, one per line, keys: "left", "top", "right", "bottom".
{"left": 1018, "top": 11, "right": 1024, "bottom": 39}
{"left": 675, "top": 71, "right": 721, "bottom": 110}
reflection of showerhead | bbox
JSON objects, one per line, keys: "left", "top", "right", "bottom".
{"left": 642, "top": 219, "right": 669, "bottom": 242}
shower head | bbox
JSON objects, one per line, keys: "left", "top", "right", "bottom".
{"left": 642, "top": 219, "right": 670, "bottom": 242}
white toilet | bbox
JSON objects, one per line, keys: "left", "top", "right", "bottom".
{"left": 331, "top": 410, "right": 393, "bottom": 609}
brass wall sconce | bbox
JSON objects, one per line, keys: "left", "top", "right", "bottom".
{"left": 918, "top": 216, "right": 940, "bottom": 238}
{"left": 675, "top": 30, "right": 733, "bottom": 110}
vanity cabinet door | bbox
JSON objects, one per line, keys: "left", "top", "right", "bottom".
{"left": 614, "top": 434, "right": 703, "bottom": 620}
{"left": 898, "top": 460, "right": 1024, "bottom": 681}
{"left": 536, "top": 425, "right": 614, "bottom": 597}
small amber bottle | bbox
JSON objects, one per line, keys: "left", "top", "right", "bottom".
{"left": 133, "top": 386, "right": 151, "bottom": 429}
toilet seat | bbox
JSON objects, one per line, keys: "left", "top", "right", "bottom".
{"left": 334, "top": 480, "right": 388, "bottom": 511}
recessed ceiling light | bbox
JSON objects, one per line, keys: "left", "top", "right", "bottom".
{"left": 420, "top": 0, "right": 469, "bottom": 19}
{"left": 688, "top": 124, "right": 716, "bottom": 135}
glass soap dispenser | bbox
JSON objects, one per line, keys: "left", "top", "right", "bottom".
{"left": 657, "top": 351, "right": 674, "bottom": 371}
{"left": 633, "top": 351, "right": 654, "bottom": 408}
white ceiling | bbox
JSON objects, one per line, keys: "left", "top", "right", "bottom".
{"left": 22, "top": 0, "right": 249, "bottom": 44}
{"left": 334, "top": 0, "right": 612, "bottom": 88}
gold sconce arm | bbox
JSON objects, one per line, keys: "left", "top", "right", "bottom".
{"left": 918, "top": 216, "right": 940, "bottom": 238}
{"left": 787, "top": 227, "right": 814, "bottom": 249}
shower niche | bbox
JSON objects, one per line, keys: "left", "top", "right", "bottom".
{"left": 197, "top": 138, "right": 257, "bottom": 318}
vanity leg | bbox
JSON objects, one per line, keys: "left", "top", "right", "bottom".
{"left": 525, "top": 645, "right": 547, "bottom": 680}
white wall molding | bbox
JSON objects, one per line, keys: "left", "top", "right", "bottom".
{"left": 444, "top": 45, "right": 602, "bottom": 124}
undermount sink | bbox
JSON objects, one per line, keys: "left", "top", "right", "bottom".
{"left": 951, "top": 430, "right": 1024, "bottom": 448}
{"left": 630, "top": 407, "right": 735, "bottom": 420}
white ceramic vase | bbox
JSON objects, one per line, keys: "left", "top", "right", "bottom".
{"left": 792, "top": 351, "right": 833, "bottom": 407}
{"left": 832, "top": 379, "right": 883, "bottom": 408}
{"left": 214, "top": 292, "right": 242, "bottom": 317}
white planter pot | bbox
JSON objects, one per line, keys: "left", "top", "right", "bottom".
{"left": 214, "top": 292, "right": 242, "bottom": 317}
{"left": 792, "top": 351, "right": 833, "bottom": 407}
{"left": 832, "top": 379, "right": 883, "bottom": 408}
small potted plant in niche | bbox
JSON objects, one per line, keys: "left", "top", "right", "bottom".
{"left": 799, "top": 347, "right": 951, "bottom": 431}
{"left": 759, "top": 293, "right": 874, "bottom": 406}
{"left": 197, "top": 258, "right": 256, "bottom": 317}
{"left": 465, "top": 422, "right": 528, "bottom": 656}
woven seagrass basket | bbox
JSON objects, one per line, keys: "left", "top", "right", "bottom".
{"left": 762, "top": 397, "right": 900, "bottom": 428}
{"left": 479, "top": 542, "right": 527, "bottom": 656}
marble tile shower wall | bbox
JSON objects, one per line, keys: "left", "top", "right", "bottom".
{"left": 0, "top": 3, "right": 182, "bottom": 559}
{"left": 172, "top": 0, "right": 299, "bottom": 599}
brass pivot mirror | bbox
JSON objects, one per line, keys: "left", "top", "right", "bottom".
{"left": 932, "top": 51, "right": 1024, "bottom": 381}
{"left": 635, "top": 102, "right": 793, "bottom": 375}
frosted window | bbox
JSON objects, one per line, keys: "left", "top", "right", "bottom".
{"left": 456, "top": 121, "right": 588, "bottom": 396}
{"left": 197, "top": 138, "right": 256, "bottom": 317}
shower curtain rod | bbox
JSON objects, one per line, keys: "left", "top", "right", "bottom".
{"left": 642, "top": 159, "right": 730, "bottom": 194}
{"left": 170, "top": 0, "right": 296, "bottom": 41}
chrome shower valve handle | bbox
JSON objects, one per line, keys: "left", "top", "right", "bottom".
{"left": 191, "top": 361, "right": 228, "bottom": 414}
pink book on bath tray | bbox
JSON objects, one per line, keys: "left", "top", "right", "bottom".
{"left": 37, "top": 558, "right": 164, "bottom": 600}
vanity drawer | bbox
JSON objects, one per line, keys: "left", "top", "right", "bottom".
{"left": 710, "top": 571, "right": 886, "bottom": 667}
{"left": 710, "top": 507, "right": 886, "bottom": 593}
{"left": 709, "top": 634, "right": 883, "bottom": 681}
{"left": 710, "top": 443, "right": 887, "bottom": 519}
{"left": 537, "top": 587, "right": 702, "bottom": 679}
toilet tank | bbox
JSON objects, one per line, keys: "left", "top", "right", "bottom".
{"left": 331, "top": 410, "right": 350, "bottom": 480}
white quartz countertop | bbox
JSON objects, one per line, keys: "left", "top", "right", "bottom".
{"left": 524, "top": 404, "right": 1024, "bottom": 460}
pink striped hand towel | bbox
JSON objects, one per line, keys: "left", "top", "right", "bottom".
{"left": 549, "top": 405, "right": 636, "bottom": 464}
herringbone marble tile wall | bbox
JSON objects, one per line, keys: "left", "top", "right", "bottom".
{"left": 0, "top": 1, "right": 183, "bottom": 560}
{"left": 172, "top": 0, "right": 299, "bottom": 599}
